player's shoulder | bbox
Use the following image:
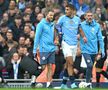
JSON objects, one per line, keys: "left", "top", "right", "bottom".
{"left": 74, "top": 15, "right": 80, "bottom": 20}
{"left": 92, "top": 19, "right": 100, "bottom": 27}
{"left": 73, "top": 15, "right": 81, "bottom": 22}
{"left": 59, "top": 15, "right": 67, "bottom": 19}
{"left": 80, "top": 20, "right": 86, "bottom": 25}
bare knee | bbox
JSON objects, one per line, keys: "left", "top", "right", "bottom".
{"left": 47, "top": 64, "right": 52, "bottom": 70}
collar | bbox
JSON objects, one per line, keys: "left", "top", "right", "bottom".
{"left": 11, "top": 58, "right": 21, "bottom": 64}
{"left": 42, "top": 18, "right": 54, "bottom": 26}
{"left": 66, "top": 15, "right": 74, "bottom": 19}
{"left": 85, "top": 19, "right": 96, "bottom": 26}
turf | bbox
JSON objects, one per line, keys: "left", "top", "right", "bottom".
{"left": 0, "top": 88, "right": 108, "bottom": 90}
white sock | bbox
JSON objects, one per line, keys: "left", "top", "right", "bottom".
{"left": 0, "top": 77, "right": 2, "bottom": 83}
{"left": 46, "top": 82, "right": 51, "bottom": 87}
{"left": 31, "top": 75, "right": 36, "bottom": 83}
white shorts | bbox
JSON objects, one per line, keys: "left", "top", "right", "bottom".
{"left": 62, "top": 41, "right": 77, "bottom": 61}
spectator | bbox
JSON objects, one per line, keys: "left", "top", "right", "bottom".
{"left": 0, "top": 0, "right": 9, "bottom": 19}
{"left": 17, "top": 45, "right": 42, "bottom": 87}
{"left": 84, "top": 0, "right": 94, "bottom": 9}
{"left": 61, "top": 0, "right": 69, "bottom": 13}
{"left": 75, "top": 0, "right": 89, "bottom": 17}
{"left": 6, "top": 52, "right": 25, "bottom": 79}
{"left": 18, "top": 36, "right": 26, "bottom": 47}
{"left": 73, "top": 44, "right": 86, "bottom": 79}
{"left": 0, "top": 22, "right": 9, "bottom": 40}
{"left": 104, "top": 3, "right": 108, "bottom": 20}
{"left": 29, "top": 30, "right": 35, "bottom": 39}
{"left": 0, "top": 34, "right": 6, "bottom": 57}
{"left": 68, "top": 0, "right": 78, "bottom": 7}
{"left": 24, "top": 21, "right": 35, "bottom": 31}
{"left": 0, "top": 57, "right": 6, "bottom": 83}
{"left": 24, "top": 5, "right": 35, "bottom": 24}
{"left": 34, "top": 13, "right": 44, "bottom": 27}
{"left": 7, "top": 7, "right": 16, "bottom": 24}
{"left": 2, "top": 12, "right": 11, "bottom": 27}
{"left": 94, "top": 7, "right": 106, "bottom": 22}
{"left": 34, "top": 5, "right": 41, "bottom": 17}
{"left": 6, "top": 30, "right": 18, "bottom": 48}
{"left": 95, "top": 21, "right": 108, "bottom": 87}
{"left": 23, "top": 13, "right": 31, "bottom": 23}
{"left": 9, "top": 14, "right": 24, "bottom": 42}
{"left": 23, "top": 25, "right": 32, "bottom": 38}
{"left": 91, "top": 0, "right": 106, "bottom": 14}
{"left": 18, "top": 0, "right": 26, "bottom": 12}
{"left": 9, "top": 0, "right": 16, "bottom": 9}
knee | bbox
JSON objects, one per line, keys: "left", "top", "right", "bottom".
{"left": 47, "top": 64, "right": 52, "bottom": 70}
{"left": 87, "top": 64, "right": 93, "bottom": 69}
{"left": 87, "top": 63, "right": 93, "bottom": 69}
{"left": 42, "top": 65, "right": 46, "bottom": 70}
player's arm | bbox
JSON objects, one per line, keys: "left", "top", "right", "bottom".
{"left": 79, "top": 27, "right": 87, "bottom": 43}
{"left": 33, "top": 23, "right": 43, "bottom": 57}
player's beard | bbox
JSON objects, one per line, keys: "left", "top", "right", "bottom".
{"left": 47, "top": 17, "right": 53, "bottom": 22}
{"left": 88, "top": 18, "right": 92, "bottom": 23}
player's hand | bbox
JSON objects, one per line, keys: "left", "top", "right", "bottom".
{"left": 33, "top": 53, "right": 37, "bottom": 59}
{"left": 83, "top": 36, "right": 87, "bottom": 43}
{"left": 33, "top": 53, "right": 38, "bottom": 61}
{"left": 102, "top": 52, "right": 105, "bottom": 58}
{"left": 54, "top": 37, "right": 59, "bottom": 45}
{"left": 77, "top": 34, "right": 80, "bottom": 40}
{"left": 96, "top": 54, "right": 101, "bottom": 61}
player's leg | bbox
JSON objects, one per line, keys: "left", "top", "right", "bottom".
{"left": 60, "top": 63, "right": 69, "bottom": 89}
{"left": 46, "top": 51, "right": 55, "bottom": 88}
{"left": 83, "top": 54, "right": 93, "bottom": 83}
{"left": 82, "top": 54, "right": 95, "bottom": 89}
{"left": 70, "top": 46, "right": 77, "bottom": 88}
{"left": 60, "top": 41, "right": 71, "bottom": 89}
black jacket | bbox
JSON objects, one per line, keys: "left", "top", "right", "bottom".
{"left": 6, "top": 61, "right": 25, "bottom": 79}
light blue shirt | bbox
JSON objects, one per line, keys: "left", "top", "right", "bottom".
{"left": 57, "top": 15, "right": 81, "bottom": 45}
{"left": 33, "top": 18, "right": 56, "bottom": 54}
{"left": 80, "top": 20, "right": 104, "bottom": 54}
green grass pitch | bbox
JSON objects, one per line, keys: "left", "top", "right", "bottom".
{"left": 0, "top": 88, "right": 108, "bottom": 90}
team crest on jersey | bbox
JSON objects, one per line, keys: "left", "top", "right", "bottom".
{"left": 91, "top": 28, "right": 95, "bottom": 34}
{"left": 70, "top": 20, "right": 74, "bottom": 24}
{"left": 42, "top": 56, "right": 45, "bottom": 60}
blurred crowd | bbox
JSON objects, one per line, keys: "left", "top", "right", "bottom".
{"left": 0, "top": 0, "right": 108, "bottom": 80}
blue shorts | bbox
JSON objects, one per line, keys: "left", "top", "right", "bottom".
{"left": 40, "top": 51, "right": 55, "bottom": 65}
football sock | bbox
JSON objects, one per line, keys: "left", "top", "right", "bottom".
{"left": 46, "top": 82, "right": 51, "bottom": 87}
{"left": 62, "top": 69, "right": 68, "bottom": 84}
{"left": 69, "top": 76, "right": 75, "bottom": 84}
{"left": 31, "top": 75, "right": 36, "bottom": 83}
{"left": 96, "top": 72, "right": 100, "bottom": 83}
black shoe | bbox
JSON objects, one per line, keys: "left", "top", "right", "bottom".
{"left": 86, "top": 83, "right": 92, "bottom": 89}
{"left": 31, "top": 83, "right": 36, "bottom": 88}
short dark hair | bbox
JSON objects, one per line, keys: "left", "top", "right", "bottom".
{"left": 44, "top": 8, "right": 54, "bottom": 16}
{"left": 0, "top": 22, "right": 7, "bottom": 28}
{"left": 86, "top": 10, "right": 92, "bottom": 14}
{"left": 66, "top": 3, "right": 76, "bottom": 10}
